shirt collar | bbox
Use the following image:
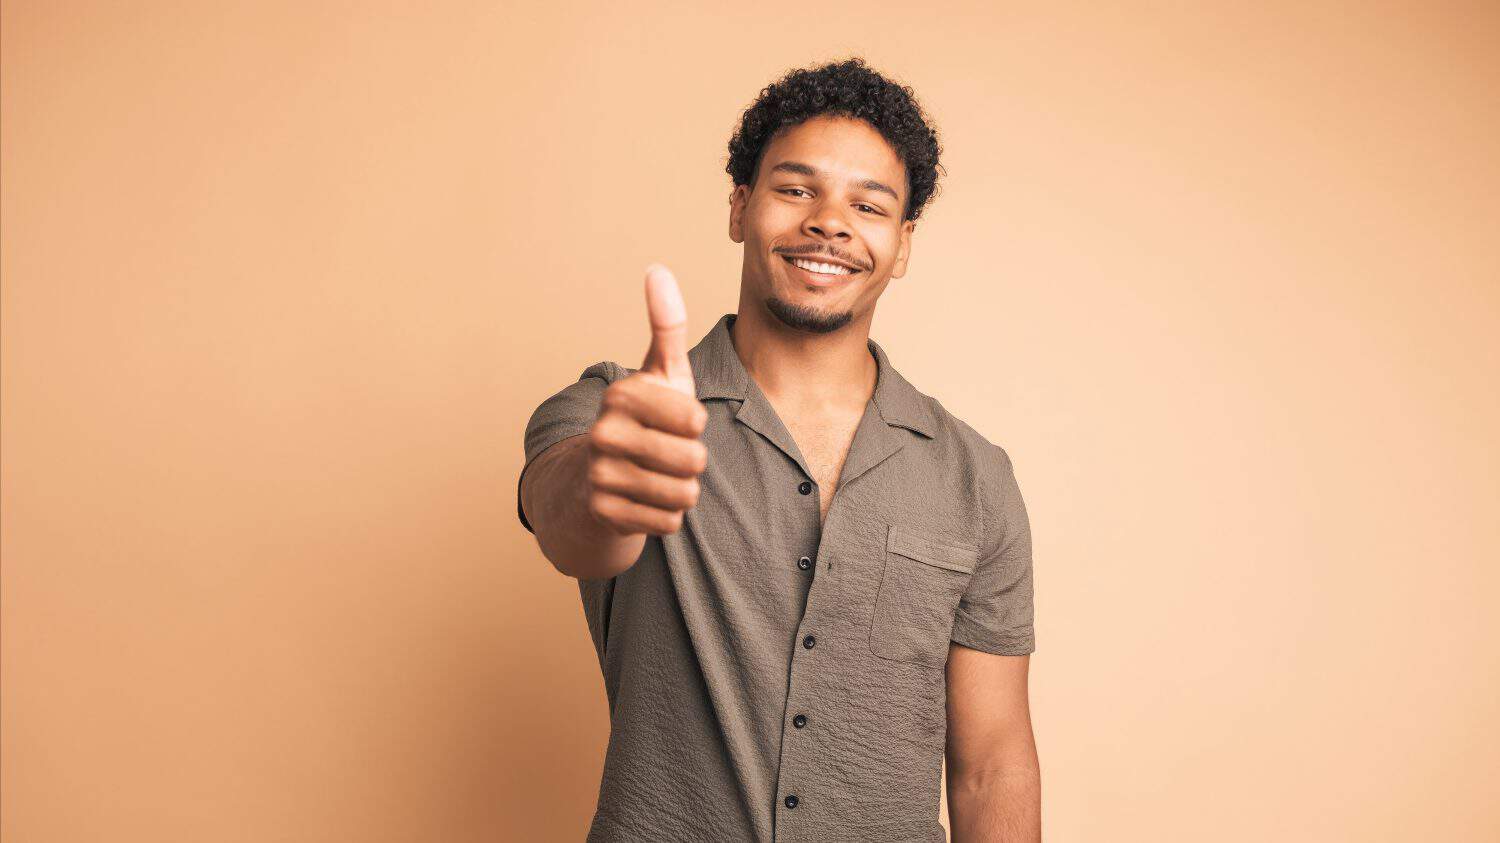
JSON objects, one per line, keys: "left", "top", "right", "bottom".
{"left": 689, "top": 313, "right": 937, "bottom": 439}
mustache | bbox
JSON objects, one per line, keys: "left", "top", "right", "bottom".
{"left": 773, "top": 244, "right": 868, "bottom": 271}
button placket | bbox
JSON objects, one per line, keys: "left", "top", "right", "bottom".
{"left": 780, "top": 633, "right": 816, "bottom": 829}
{"left": 781, "top": 478, "right": 825, "bottom": 835}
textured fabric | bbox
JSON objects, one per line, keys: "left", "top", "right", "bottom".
{"left": 517, "top": 313, "right": 1035, "bottom": 842}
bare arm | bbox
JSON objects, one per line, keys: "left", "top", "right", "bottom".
{"left": 519, "top": 264, "right": 706, "bottom": 581}
{"left": 520, "top": 433, "right": 648, "bottom": 580}
{"left": 945, "top": 645, "right": 1040, "bottom": 842}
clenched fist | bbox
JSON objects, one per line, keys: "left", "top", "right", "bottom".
{"left": 585, "top": 264, "right": 709, "bottom": 536}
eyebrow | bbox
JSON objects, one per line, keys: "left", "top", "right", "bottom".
{"left": 769, "top": 160, "right": 901, "bottom": 203}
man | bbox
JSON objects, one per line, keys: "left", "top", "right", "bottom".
{"left": 517, "top": 58, "right": 1039, "bottom": 842}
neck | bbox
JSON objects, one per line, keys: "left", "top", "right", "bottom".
{"left": 727, "top": 307, "right": 877, "bottom": 415}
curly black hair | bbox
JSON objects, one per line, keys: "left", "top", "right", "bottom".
{"left": 726, "top": 57, "right": 944, "bottom": 224}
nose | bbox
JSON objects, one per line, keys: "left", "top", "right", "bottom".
{"left": 801, "top": 197, "right": 853, "bottom": 242}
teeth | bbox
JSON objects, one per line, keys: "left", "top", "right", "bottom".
{"left": 790, "top": 257, "right": 853, "bottom": 276}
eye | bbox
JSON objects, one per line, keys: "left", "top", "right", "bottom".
{"left": 855, "top": 203, "right": 883, "bottom": 215}
{"left": 778, "top": 188, "right": 810, "bottom": 198}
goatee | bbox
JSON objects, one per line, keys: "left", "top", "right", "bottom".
{"left": 765, "top": 295, "right": 853, "bottom": 335}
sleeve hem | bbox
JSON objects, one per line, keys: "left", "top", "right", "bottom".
{"left": 949, "top": 635, "right": 1035, "bottom": 657}
{"left": 950, "top": 615, "right": 1035, "bottom": 656}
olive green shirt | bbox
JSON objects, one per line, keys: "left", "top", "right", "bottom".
{"left": 518, "top": 312, "right": 1035, "bottom": 842}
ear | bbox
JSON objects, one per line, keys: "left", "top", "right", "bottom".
{"left": 890, "top": 219, "right": 916, "bottom": 278}
{"left": 728, "top": 184, "right": 748, "bottom": 244}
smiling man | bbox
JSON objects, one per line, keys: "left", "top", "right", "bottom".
{"left": 517, "top": 58, "right": 1040, "bottom": 842}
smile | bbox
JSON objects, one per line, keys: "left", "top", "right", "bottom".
{"left": 782, "top": 255, "right": 860, "bottom": 278}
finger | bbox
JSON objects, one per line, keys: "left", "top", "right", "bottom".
{"left": 590, "top": 489, "right": 686, "bottom": 536}
{"left": 602, "top": 376, "right": 708, "bottom": 437}
{"left": 589, "top": 416, "right": 708, "bottom": 478}
{"left": 588, "top": 454, "right": 701, "bottom": 511}
{"left": 641, "top": 263, "right": 695, "bottom": 396}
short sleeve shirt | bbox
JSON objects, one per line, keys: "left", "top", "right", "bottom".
{"left": 517, "top": 313, "right": 1035, "bottom": 843}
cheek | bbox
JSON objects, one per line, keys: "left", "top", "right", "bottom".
{"left": 863, "top": 227, "right": 902, "bottom": 267}
{"left": 749, "top": 201, "right": 800, "bottom": 236}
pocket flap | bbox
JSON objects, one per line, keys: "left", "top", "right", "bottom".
{"left": 886, "top": 527, "right": 981, "bottom": 574}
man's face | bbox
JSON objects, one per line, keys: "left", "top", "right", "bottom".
{"left": 729, "top": 115, "right": 915, "bottom": 335}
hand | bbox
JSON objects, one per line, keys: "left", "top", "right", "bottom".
{"left": 585, "top": 264, "right": 709, "bottom": 536}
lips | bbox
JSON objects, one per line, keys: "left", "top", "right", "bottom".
{"left": 781, "top": 254, "right": 862, "bottom": 286}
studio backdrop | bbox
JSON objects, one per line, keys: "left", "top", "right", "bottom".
{"left": 3, "top": 2, "right": 1497, "bottom": 841}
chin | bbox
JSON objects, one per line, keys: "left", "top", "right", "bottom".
{"left": 765, "top": 295, "right": 854, "bottom": 334}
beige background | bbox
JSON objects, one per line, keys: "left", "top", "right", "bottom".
{"left": 4, "top": 2, "right": 1498, "bottom": 841}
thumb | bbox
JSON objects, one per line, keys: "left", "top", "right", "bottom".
{"left": 640, "top": 263, "right": 695, "bottom": 396}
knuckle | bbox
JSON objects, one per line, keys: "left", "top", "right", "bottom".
{"left": 586, "top": 458, "right": 611, "bottom": 489}
{"left": 586, "top": 493, "right": 611, "bottom": 522}
{"left": 589, "top": 419, "right": 621, "bottom": 450}
{"left": 599, "top": 385, "right": 627, "bottom": 413}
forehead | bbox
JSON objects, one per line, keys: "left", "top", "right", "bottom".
{"left": 760, "top": 116, "right": 906, "bottom": 192}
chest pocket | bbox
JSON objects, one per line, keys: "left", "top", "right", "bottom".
{"left": 869, "top": 526, "right": 981, "bottom": 667}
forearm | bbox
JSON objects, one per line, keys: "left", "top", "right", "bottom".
{"left": 521, "top": 435, "right": 646, "bottom": 580}
{"left": 946, "top": 765, "right": 1041, "bottom": 843}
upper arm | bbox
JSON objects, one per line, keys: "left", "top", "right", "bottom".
{"left": 949, "top": 445, "right": 1035, "bottom": 656}
{"left": 944, "top": 444, "right": 1038, "bottom": 773}
{"left": 945, "top": 646, "right": 1034, "bottom": 775}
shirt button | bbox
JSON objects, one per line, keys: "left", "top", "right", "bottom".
{"left": 793, "top": 714, "right": 807, "bottom": 728}
{"left": 798, "top": 480, "right": 812, "bottom": 495}
{"left": 797, "top": 556, "right": 812, "bottom": 571}
{"left": 802, "top": 634, "right": 816, "bottom": 649}
{"left": 784, "top": 794, "right": 799, "bottom": 809}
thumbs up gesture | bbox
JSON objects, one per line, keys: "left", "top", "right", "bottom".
{"left": 585, "top": 265, "right": 709, "bottom": 536}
